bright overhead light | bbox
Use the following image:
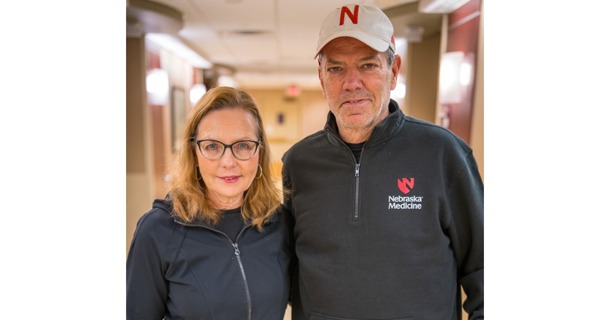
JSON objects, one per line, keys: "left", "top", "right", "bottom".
{"left": 438, "top": 51, "right": 473, "bottom": 104}
{"left": 145, "top": 33, "right": 212, "bottom": 68}
{"left": 146, "top": 68, "right": 169, "bottom": 105}
{"left": 189, "top": 84, "right": 207, "bottom": 105}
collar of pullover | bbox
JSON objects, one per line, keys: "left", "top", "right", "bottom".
{"left": 324, "top": 99, "right": 403, "bottom": 147}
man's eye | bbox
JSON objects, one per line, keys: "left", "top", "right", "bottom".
{"left": 362, "top": 63, "right": 376, "bottom": 69}
{"left": 327, "top": 66, "right": 342, "bottom": 73}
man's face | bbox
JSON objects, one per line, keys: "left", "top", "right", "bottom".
{"left": 318, "top": 37, "right": 400, "bottom": 141}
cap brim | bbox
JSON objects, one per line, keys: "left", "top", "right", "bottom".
{"left": 315, "top": 31, "right": 391, "bottom": 58}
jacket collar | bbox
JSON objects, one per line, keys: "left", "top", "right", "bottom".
{"left": 153, "top": 196, "right": 279, "bottom": 228}
{"left": 324, "top": 99, "right": 403, "bottom": 147}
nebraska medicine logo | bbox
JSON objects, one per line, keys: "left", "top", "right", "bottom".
{"left": 397, "top": 178, "right": 414, "bottom": 194}
{"left": 388, "top": 177, "right": 423, "bottom": 210}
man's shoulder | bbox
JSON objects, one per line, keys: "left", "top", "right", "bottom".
{"left": 284, "top": 129, "right": 328, "bottom": 155}
{"left": 399, "top": 115, "right": 473, "bottom": 153}
{"left": 402, "top": 115, "right": 444, "bottom": 132}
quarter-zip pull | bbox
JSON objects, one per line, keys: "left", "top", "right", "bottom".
{"left": 354, "top": 163, "right": 361, "bottom": 220}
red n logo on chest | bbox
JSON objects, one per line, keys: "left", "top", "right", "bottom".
{"left": 397, "top": 178, "right": 415, "bottom": 194}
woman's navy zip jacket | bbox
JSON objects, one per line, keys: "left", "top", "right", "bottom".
{"left": 126, "top": 198, "right": 293, "bottom": 320}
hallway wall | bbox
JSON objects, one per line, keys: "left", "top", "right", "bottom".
{"left": 126, "top": 36, "right": 154, "bottom": 255}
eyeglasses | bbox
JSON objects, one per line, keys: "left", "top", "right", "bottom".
{"left": 194, "top": 139, "right": 261, "bottom": 160}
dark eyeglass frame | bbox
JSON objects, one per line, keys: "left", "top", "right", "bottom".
{"left": 193, "top": 139, "right": 261, "bottom": 160}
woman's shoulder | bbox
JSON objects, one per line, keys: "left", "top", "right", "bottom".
{"left": 128, "top": 199, "right": 187, "bottom": 265}
{"left": 133, "top": 199, "right": 176, "bottom": 237}
{"left": 268, "top": 204, "right": 294, "bottom": 230}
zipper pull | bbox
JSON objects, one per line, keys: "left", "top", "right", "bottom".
{"left": 355, "top": 163, "right": 360, "bottom": 177}
{"left": 233, "top": 243, "right": 240, "bottom": 256}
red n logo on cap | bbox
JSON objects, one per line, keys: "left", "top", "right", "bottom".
{"left": 340, "top": 5, "right": 359, "bottom": 25}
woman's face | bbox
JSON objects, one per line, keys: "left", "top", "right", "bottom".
{"left": 194, "top": 108, "right": 260, "bottom": 209}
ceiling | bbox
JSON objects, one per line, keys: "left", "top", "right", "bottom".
{"left": 127, "top": 0, "right": 443, "bottom": 89}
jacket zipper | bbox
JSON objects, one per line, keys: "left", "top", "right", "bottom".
{"left": 354, "top": 163, "right": 361, "bottom": 220}
{"left": 325, "top": 127, "right": 364, "bottom": 221}
{"left": 232, "top": 242, "right": 252, "bottom": 320}
{"left": 354, "top": 144, "right": 365, "bottom": 221}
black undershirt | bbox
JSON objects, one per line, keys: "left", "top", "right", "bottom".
{"left": 345, "top": 141, "right": 365, "bottom": 163}
{"left": 215, "top": 208, "right": 245, "bottom": 243}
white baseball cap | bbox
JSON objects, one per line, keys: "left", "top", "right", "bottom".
{"left": 315, "top": 4, "right": 396, "bottom": 58}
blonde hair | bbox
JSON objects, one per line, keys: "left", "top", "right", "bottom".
{"left": 168, "top": 86, "right": 280, "bottom": 230}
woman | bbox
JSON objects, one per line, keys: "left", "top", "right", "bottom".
{"left": 127, "top": 86, "right": 292, "bottom": 320}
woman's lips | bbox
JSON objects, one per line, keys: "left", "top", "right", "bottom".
{"left": 219, "top": 176, "right": 239, "bottom": 183}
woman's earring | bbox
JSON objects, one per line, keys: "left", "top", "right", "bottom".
{"left": 257, "top": 164, "right": 263, "bottom": 179}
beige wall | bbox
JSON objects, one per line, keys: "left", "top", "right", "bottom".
{"left": 126, "top": 36, "right": 154, "bottom": 255}
{"left": 126, "top": 38, "right": 196, "bottom": 254}
{"left": 404, "top": 33, "right": 441, "bottom": 123}
{"left": 470, "top": 1, "right": 484, "bottom": 181}
{"left": 246, "top": 88, "right": 327, "bottom": 183}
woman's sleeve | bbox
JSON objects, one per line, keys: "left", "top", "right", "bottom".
{"left": 126, "top": 211, "right": 169, "bottom": 320}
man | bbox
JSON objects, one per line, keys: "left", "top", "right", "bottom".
{"left": 281, "top": 3, "right": 483, "bottom": 320}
